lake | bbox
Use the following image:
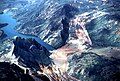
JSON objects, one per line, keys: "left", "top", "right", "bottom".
{"left": 0, "top": 13, "right": 54, "bottom": 51}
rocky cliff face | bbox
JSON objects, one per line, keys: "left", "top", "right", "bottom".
{"left": 0, "top": 62, "right": 35, "bottom": 81}
{"left": 13, "top": 37, "right": 52, "bottom": 71}
{"left": 0, "top": 62, "right": 51, "bottom": 81}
